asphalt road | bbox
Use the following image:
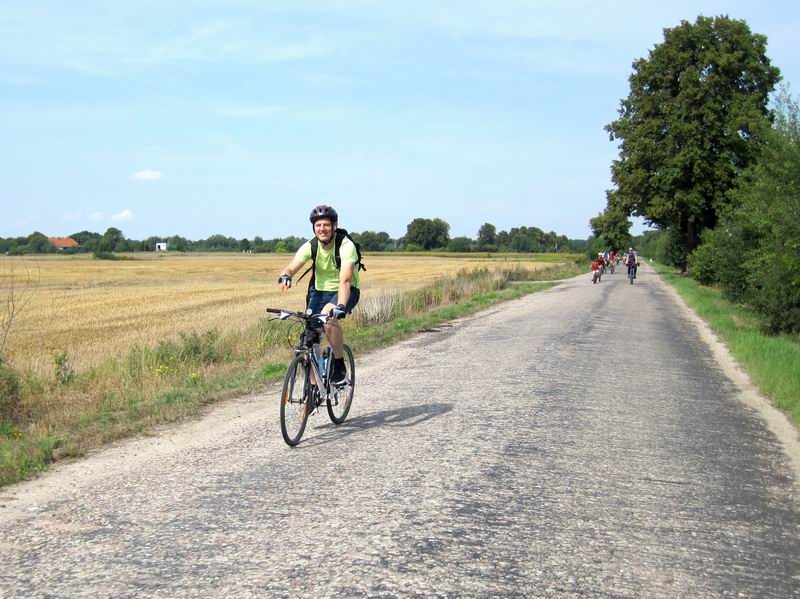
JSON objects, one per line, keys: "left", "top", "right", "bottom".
{"left": 1, "top": 265, "right": 799, "bottom": 597}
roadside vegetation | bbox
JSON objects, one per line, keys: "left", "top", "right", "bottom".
{"left": 0, "top": 259, "right": 578, "bottom": 486}
{"left": 650, "top": 261, "right": 800, "bottom": 426}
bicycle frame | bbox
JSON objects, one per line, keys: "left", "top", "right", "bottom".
{"left": 267, "top": 308, "right": 338, "bottom": 401}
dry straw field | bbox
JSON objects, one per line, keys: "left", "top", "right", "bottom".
{"left": 1, "top": 253, "right": 561, "bottom": 374}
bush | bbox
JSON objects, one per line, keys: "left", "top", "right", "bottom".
{"left": 0, "top": 357, "right": 21, "bottom": 422}
{"left": 447, "top": 237, "right": 473, "bottom": 252}
{"left": 688, "top": 90, "right": 800, "bottom": 333}
{"left": 178, "top": 330, "right": 223, "bottom": 365}
{"left": 748, "top": 252, "right": 800, "bottom": 334}
{"left": 53, "top": 351, "right": 74, "bottom": 384}
{"left": 687, "top": 241, "right": 718, "bottom": 286}
{"left": 154, "top": 330, "right": 224, "bottom": 372}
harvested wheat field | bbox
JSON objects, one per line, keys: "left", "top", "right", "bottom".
{"left": 0, "top": 253, "right": 564, "bottom": 374}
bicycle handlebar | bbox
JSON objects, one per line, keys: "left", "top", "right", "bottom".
{"left": 266, "top": 308, "right": 331, "bottom": 323}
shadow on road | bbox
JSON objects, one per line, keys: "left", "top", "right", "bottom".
{"left": 299, "top": 402, "right": 453, "bottom": 448}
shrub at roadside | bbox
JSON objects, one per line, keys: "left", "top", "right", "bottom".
{"left": 688, "top": 90, "right": 800, "bottom": 334}
{"left": 0, "top": 357, "right": 21, "bottom": 422}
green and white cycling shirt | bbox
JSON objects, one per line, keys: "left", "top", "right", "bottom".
{"left": 294, "top": 236, "right": 361, "bottom": 291}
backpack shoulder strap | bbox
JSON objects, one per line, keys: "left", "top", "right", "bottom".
{"left": 334, "top": 229, "right": 345, "bottom": 269}
{"left": 296, "top": 237, "right": 318, "bottom": 283}
{"left": 334, "top": 228, "right": 366, "bottom": 272}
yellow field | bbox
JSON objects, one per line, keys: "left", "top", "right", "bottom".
{"left": 1, "top": 253, "right": 558, "bottom": 373}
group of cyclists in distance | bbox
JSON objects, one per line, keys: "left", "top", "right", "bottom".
{"left": 591, "top": 248, "right": 641, "bottom": 284}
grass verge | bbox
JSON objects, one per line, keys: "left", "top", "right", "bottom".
{"left": 651, "top": 262, "right": 800, "bottom": 425}
{"left": 0, "top": 266, "right": 563, "bottom": 487}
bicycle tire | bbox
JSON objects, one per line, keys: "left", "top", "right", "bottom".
{"left": 327, "top": 344, "right": 355, "bottom": 425}
{"left": 280, "top": 354, "right": 312, "bottom": 446}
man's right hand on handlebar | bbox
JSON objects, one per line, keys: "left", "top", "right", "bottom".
{"left": 329, "top": 303, "right": 347, "bottom": 320}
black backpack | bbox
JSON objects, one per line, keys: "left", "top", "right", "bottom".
{"left": 297, "top": 228, "right": 366, "bottom": 302}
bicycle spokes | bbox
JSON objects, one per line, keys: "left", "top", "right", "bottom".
{"left": 280, "top": 357, "right": 311, "bottom": 445}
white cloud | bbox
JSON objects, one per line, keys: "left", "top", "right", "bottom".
{"left": 89, "top": 211, "right": 105, "bottom": 221}
{"left": 110, "top": 209, "right": 134, "bottom": 222}
{"left": 132, "top": 169, "right": 163, "bottom": 181}
{"left": 63, "top": 211, "right": 82, "bottom": 222}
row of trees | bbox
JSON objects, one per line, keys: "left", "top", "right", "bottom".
{"left": 595, "top": 15, "right": 798, "bottom": 334}
{"left": 2, "top": 220, "right": 584, "bottom": 257}
{"left": 401, "top": 219, "right": 581, "bottom": 253}
{"left": 0, "top": 229, "right": 312, "bottom": 256}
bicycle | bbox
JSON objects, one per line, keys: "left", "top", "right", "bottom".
{"left": 267, "top": 308, "right": 355, "bottom": 446}
{"left": 627, "top": 263, "right": 636, "bottom": 284}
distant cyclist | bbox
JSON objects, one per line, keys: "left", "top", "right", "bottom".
{"left": 278, "top": 205, "right": 362, "bottom": 385}
{"left": 591, "top": 255, "right": 603, "bottom": 284}
{"left": 624, "top": 247, "right": 638, "bottom": 280}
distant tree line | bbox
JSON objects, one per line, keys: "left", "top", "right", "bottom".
{"left": 395, "top": 218, "right": 581, "bottom": 253}
{"left": 1, "top": 219, "right": 584, "bottom": 257}
{"left": 0, "top": 229, "right": 311, "bottom": 256}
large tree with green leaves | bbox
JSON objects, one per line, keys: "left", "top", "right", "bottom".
{"left": 404, "top": 218, "right": 450, "bottom": 250}
{"left": 477, "top": 223, "right": 497, "bottom": 248}
{"left": 589, "top": 192, "right": 633, "bottom": 251}
{"left": 606, "top": 15, "right": 780, "bottom": 269}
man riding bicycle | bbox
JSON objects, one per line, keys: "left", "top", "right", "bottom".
{"left": 624, "top": 247, "right": 638, "bottom": 279}
{"left": 278, "top": 205, "right": 361, "bottom": 385}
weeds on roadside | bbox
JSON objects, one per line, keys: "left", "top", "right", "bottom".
{"left": 53, "top": 351, "right": 74, "bottom": 384}
{"left": 0, "top": 356, "right": 21, "bottom": 422}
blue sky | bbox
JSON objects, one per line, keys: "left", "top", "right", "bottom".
{"left": 2, "top": 1, "right": 798, "bottom": 241}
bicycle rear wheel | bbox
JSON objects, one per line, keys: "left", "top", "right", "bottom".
{"left": 327, "top": 344, "right": 355, "bottom": 425}
{"left": 280, "top": 354, "right": 312, "bottom": 446}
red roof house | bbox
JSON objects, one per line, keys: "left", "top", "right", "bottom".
{"left": 48, "top": 237, "right": 80, "bottom": 250}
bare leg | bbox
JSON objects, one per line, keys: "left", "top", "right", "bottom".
{"left": 322, "top": 303, "right": 344, "bottom": 359}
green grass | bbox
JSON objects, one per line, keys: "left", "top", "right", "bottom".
{"left": 0, "top": 270, "right": 560, "bottom": 487}
{"left": 652, "top": 262, "right": 800, "bottom": 424}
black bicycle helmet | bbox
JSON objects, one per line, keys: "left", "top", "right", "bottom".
{"left": 309, "top": 204, "right": 338, "bottom": 225}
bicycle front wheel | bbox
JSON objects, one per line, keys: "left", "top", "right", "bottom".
{"left": 327, "top": 344, "right": 355, "bottom": 425}
{"left": 280, "top": 354, "right": 312, "bottom": 446}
